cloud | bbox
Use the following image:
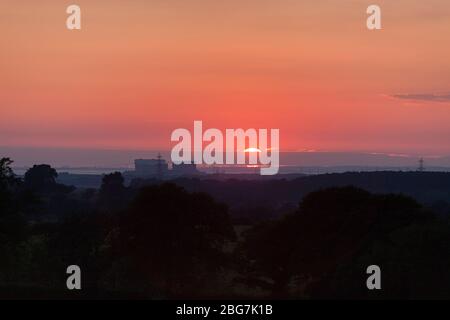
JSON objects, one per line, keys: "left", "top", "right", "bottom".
{"left": 369, "top": 152, "right": 411, "bottom": 158}
{"left": 391, "top": 93, "right": 450, "bottom": 103}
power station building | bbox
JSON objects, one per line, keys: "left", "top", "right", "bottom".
{"left": 133, "top": 156, "right": 200, "bottom": 178}
{"left": 172, "top": 162, "right": 199, "bottom": 176}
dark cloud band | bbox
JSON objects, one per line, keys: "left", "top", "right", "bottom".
{"left": 392, "top": 93, "right": 450, "bottom": 102}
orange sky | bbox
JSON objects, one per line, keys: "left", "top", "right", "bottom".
{"left": 1, "top": 0, "right": 450, "bottom": 155}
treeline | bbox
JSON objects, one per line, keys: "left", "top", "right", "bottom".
{"left": 1, "top": 157, "right": 450, "bottom": 299}
{"left": 141, "top": 171, "right": 450, "bottom": 221}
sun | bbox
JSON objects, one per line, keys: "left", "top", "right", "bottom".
{"left": 244, "top": 147, "right": 262, "bottom": 153}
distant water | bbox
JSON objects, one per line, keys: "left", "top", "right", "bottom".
{"left": 12, "top": 167, "right": 130, "bottom": 176}
{"left": 12, "top": 165, "right": 450, "bottom": 177}
{"left": 4, "top": 146, "right": 450, "bottom": 176}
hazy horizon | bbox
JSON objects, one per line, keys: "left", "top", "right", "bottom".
{"left": 3, "top": 146, "right": 450, "bottom": 169}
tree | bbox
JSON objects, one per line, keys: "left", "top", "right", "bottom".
{"left": 45, "top": 212, "right": 110, "bottom": 292}
{"left": 115, "top": 183, "right": 235, "bottom": 297}
{"left": 0, "top": 158, "right": 27, "bottom": 283}
{"left": 98, "top": 172, "right": 127, "bottom": 211}
{"left": 0, "top": 158, "right": 18, "bottom": 215}
{"left": 24, "top": 164, "right": 58, "bottom": 190}
{"left": 100, "top": 172, "right": 125, "bottom": 195}
{"left": 0, "top": 157, "right": 23, "bottom": 218}
{"left": 0, "top": 158, "right": 18, "bottom": 187}
{"left": 241, "top": 186, "right": 433, "bottom": 298}
{"left": 314, "top": 221, "right": 450, "bottom": 299}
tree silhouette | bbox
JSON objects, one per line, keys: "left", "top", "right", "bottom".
{"left": 314, "top": 220, "right": 450, "bottom": 299}
{"left": 0, "top": 158, "right": 27, "bottom": 283}
{"left": 24, "top": 164, "right": 58, "bottom": 191}
{"left": 242, "top": 186, "right": 434, "bottom": 298}
{"left": 100, "top": 172, "right": 125, "bottom": 194}
{"left": 98, "top": 172, "right": 128, "bottom": 212}
{"left": 0, "top": 158, "right": 18, "bottom": 187}
{"left": 115, "top": 183, "right": 235, "bottom": 297}
{"left": 2, "top": 159, "right": 450, "bottom": 299}
{"left": 0, "top": 158, "right": 18, "bottom": 215}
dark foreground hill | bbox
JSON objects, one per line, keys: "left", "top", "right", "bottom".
{"left": 3, "top": 158, "right": 450, "bottom": 299}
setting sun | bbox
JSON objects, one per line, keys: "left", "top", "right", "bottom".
{"left": 244, "top": 148, "right": 262, "bottom": 153}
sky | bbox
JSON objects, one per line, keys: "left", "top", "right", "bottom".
{"left": 1, "top": 0, "right": 450, "bottom": 160}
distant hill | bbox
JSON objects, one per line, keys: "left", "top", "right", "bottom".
{"left": 53, "top": 170, "right": 450, "bottom": 221}
{"left": 129, "top": 171, "right": 450, "bottom": 221}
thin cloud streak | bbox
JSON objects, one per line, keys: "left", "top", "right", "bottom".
{"left": 391, "top": 93, "right": 450, "bottom": 103}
